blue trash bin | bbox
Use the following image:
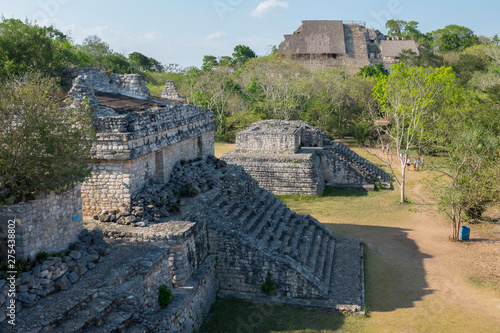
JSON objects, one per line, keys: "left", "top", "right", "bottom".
{"left": 460, "top": 226, "right": 470, "bottom": 241}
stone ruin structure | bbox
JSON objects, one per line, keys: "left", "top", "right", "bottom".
{"left": 277, "top": 20, "right": 419, "bottom": 73}
{"left": 0, "top": 71, "right": 367, "bottom": 332}
{"left": 161, "top": 80, "right": 186, "bottom": 102}
{"left": 223, "top": 120, "right": 391, "bottom": 196}
{"left": 67, "top": 68, "right": 215, "bottom": 218}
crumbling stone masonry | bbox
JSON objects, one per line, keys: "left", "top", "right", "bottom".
{"left": 223, "top": 120, "right": 391, "bottom": 195}
{"left": 68, "top": 69, "right": 216, "bottom": 217}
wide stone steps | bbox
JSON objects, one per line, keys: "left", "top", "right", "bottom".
{"left": 330, "top": 238, "right": 364, "bottom": 312}
{"left": 321, "top": 238, "right": 336, "bottom": 286}
{"left": 85, "top": 308, "right": 135, "bottom": 333}
{"left": 329, "top": 142, "right": 391, "bottom": 184}
{"left": 52, "top": 297, "right": 115, "bottom": 333}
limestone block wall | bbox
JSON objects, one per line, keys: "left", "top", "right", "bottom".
{"left": 343, "top": 24, "right": 370, "bottom": 75}
{"left": 236, "top": 132, "right": 299, "bottom": 153}
{"left": 167, "top": 221, "right": 209, "bottom": 287}
{"left": 222, "top": 151, "right": 324, "bottom": 196}
{"left": 163, "top": 255, "right": 218, "bottom": 333}
{"left": 0, "top": 185, "right": 83, "bottom": 260}
{"left": 82, "top": 131, "right": 214, "bottom": 216}
{"left": 82, "top": 101, "right": 215, "bottom": 216}
{"left": 208, "top": 233, "right": 326, "bottom": 299}
{"left": 107, "top": 245, "right": 172, "bottom": 311}
{"left": 69, "top": 68, "right": 151, "bottom": 100}
{"left": 91, "top": 105, "right": 215, "bottom": 161}
{"left": 161, "top": 80, "right": 185, "bottom": 101}
{"left": 321, "top": 151, "right": 370, "bottom": 187}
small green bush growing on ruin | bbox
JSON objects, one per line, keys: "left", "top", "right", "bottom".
{"left": 158, "top": 284, "right": 173, "bottom": 307}
{"left": 179, "top": 184, "right": 200, "bottom": 198}
{"left": 260, "top": 271, "right": 276, "bottom": 295}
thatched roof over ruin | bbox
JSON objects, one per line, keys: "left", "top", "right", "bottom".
{"left": 381, "top": 40, "right": 419, "bottom": 57}
{"left": 278, "top": 20, "right": 346, "bottom": 55}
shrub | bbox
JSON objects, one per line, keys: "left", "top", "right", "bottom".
{"left": 0, "top": 73, "right": 95, "bottom": 204}
{"left": 260, "top": 271, "right": 276, "bottom": 295}
{"left": 158, "top": 284, "right": 173, "bottom": 307}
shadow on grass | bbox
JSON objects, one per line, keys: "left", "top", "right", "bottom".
{"left": 201, "top": 223, "right": 433, "bottom": 332}
{"left": 325, "top": 223, "right": 434, "bottom": 313}
{"left": 322, "top": 186, "right": 369, "bottom": 198}
{"left": 200, "top": 296, "right": 348, "bottom": 333}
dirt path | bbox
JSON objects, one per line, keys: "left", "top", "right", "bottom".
{"left": 359, "top": 151, "right": 500, "bottom": 332}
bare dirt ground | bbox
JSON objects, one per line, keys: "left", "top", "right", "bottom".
{"left": 349, "top": 148, "right": 500, "bottom": 332}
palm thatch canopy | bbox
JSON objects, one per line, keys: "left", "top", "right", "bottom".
{"left": 381, "top": 40, "right": 419, "bottom": 58}
{"left": 278, "top": 20, "right": 346, "bottom": 55}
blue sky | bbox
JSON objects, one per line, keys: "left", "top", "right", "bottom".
{"left": 1, "top": 0, "right": 499, "bottom": 68}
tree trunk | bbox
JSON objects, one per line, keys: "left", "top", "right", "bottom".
{"left": 400, "top": 157, "right": 406, "bottom": 203}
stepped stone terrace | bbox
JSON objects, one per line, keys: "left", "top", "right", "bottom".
{"left": 222, "top": 120, "right": 391, "bottom": 196}
{"left": 68, "top": 69, "right": 216, "bottom": 217}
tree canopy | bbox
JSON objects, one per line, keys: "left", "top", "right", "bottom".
{"left": 0, "top": 73, "right": 95, "bottom": 204}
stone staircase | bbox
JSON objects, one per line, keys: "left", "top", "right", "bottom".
{"left": 344, "top": 23, "right": 370, "bottom": 74}
{"left": 201, "top": 181, "right": 365, "bottom": 312}
{"left": 328, "top": 141, "right": 391, "bottom": 187}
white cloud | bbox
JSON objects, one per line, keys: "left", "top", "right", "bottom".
{"left": 251, "top": 0, "right": 289, "bottom": 18}
{"left": 206, "top": 31, "right": 228, "bottom": 41}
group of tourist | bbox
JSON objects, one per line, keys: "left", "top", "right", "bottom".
{"left": 404, "top": 156, "right": 424, "bottom": 171}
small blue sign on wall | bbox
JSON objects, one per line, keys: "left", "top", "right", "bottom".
{"left": 72, "top": 215, "right": 79, "bottom": 222}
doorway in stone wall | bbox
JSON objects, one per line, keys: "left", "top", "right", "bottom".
{"left": 155, "top": 150, "right": 164, "bottom": 182}
{"left": 197, "top": 135, "right": 203, "bottom": 158}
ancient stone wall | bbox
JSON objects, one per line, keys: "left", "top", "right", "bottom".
{"left": 208, "top": 230, "right": 326, "bottom": 299}
{"left": 82, "top": 131, "right": 214, "bottom": 216}
{"left": 321, "top": 151, "right": 372, "bottom": 188}
{"left": 160, "top": 255, "right": 218, "bottom": 333}
{"left": 236, "top": 132, "right": 299, "bottom": 153}
{"left": 82, "top": 99, "right": 215, "bottom": 216}
{"left": 69, "top": 68, "right": 151, "bottom": 100}
{"left": 161, "top": 80, "right": 185, "bottom": 101}
{"left": 107, "top": 246, "right": 172, "bottom": 311}
{"left": 0, "top": 185, "right": 82, "bottom": 260}
{"left": 222, "top": 152, "right": 324, "bottom": 196}
{"left": 343, "top": 24, "right": 370, "bottom": 75}
{"left": 166, "top": 221, "right": 208, "bottom": 287}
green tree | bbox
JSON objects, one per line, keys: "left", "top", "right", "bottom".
{"left": 218, "top": 56, "right": 233, "bottom": 67}
{"left": 357, "top": 63, "right": 388, "bottom": 77}
{"left": 385, "top": 19, "right": 407, "bottom": 37}
{"left": 78, "top": 35, "right": 112, "bottom": 68}
{"left": 0, "top": 18, "right": 72, "bottom": 77}
{"left": 0, "top": 73, "right": 95, "bottom": 204}
{"left": 398, "top": 47, "right": 446, "bottom": 68}
{"left": 191, "top": 67, "right": 243, "bottom": 139}
{"left": 232, "top": 45, "right": 257, "bottom": 65}
{"left": 432, "top": 25, "right": 479, "bottom": 52}
{"left": 202, "top": 55, "right": 218, "bottom": 71}
{"left": 103, "top": 53, "right": 133, "bottom": 74}
{"left": 372, "top": 63, "right": 456, "bottom": 203}
{"left": 238, "top": 57, "right": 310, "bottom": 120}
{"left": 432, "top": 125, "right": 500, "bottom": 239}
